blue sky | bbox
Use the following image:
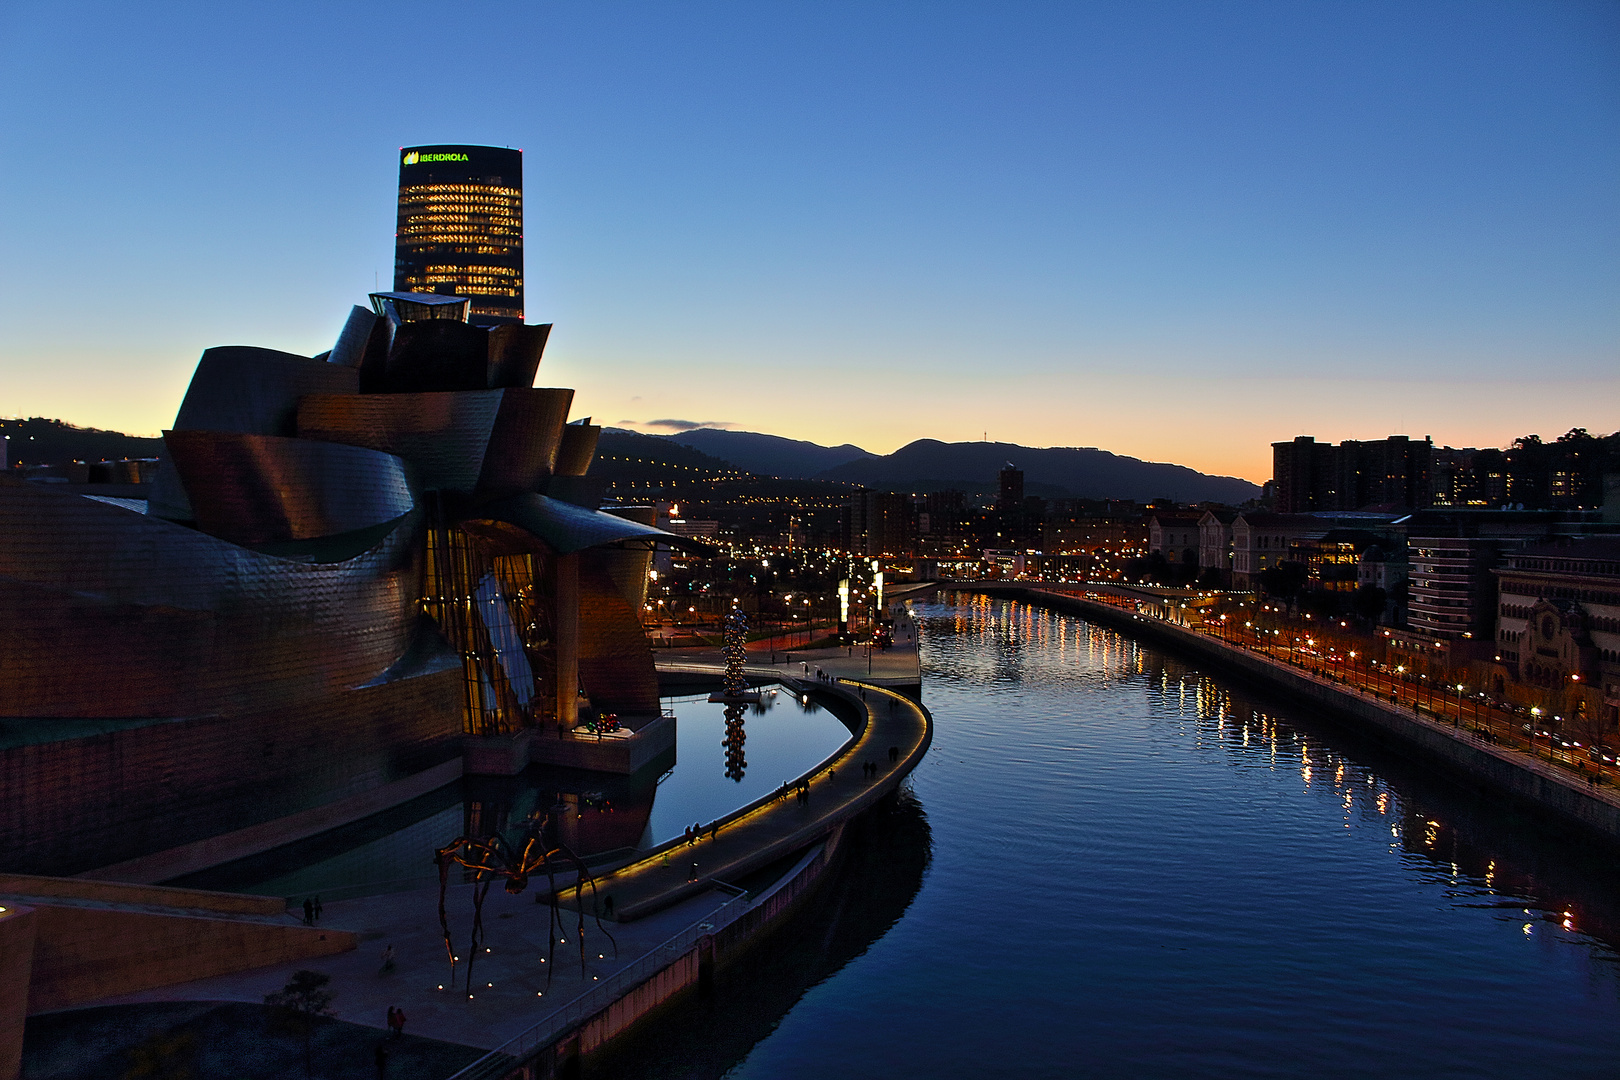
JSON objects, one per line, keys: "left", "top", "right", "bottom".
{"left": 1, "top": 1, "right": 1615, "bottom": 481}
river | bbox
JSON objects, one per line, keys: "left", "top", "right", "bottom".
{"left": 591, "top": 591, "right": 1620, "bottom": 1079}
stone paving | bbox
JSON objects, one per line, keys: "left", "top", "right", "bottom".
{"left": 77, "top": 879, "right": 735, "bottom": 1053}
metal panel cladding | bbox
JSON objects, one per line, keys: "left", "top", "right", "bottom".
{"left": 395, "top": 145, "right": 523, "bottom": 325}
{"left": 162, "top": 431, "right": 414, "bottom": 546}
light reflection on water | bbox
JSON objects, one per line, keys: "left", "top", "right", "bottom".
{"left": 173, "top": 688, "right": 851, "bottom": 900}
{"left": 717, "top": 594, "right": 1620, "bottom": 1080}
{"left": 648, "top": 690, "right": 852, "bottom": 845}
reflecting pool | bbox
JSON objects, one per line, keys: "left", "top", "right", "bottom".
{"left": 174, "top": 687, "right": 853, "bottom": 900}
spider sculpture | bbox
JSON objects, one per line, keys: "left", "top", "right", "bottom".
{"left": 434, "top": 807, "right": 617, "bottom": 998}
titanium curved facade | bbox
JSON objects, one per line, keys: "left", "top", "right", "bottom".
{"left": 0, "top": 293, "right": 696, "bottom": 877}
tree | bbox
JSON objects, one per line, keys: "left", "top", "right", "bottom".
{"left": 1298, "top": 588, "right": 1346, "bottom": 618}
{"left": 1565, "top": 698, "right": 1612, "bottom": 778}
{"left": 124, "top": 1031, "right": 197, "bottom": 1080}
{"left": 1351, "top": 585, "right": 1387, "bottom": 624}
{"left": 265, "top": 970, "right": 334, "bottom": 1079}
{"left": 1258, "top": 562, "right": 1308, "bottom": 606}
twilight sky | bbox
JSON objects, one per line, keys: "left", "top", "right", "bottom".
{"left": 1, "top": 1, "right": 1616, "bottom": 483}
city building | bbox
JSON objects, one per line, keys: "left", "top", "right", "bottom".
{"left": 1197, "top": 509, "right": 1239, "bottom": 583}
{"left": 997, "top": 464, "right": 1024, "bottom": 511}
{"left": 842, "top": 489, "right": 913, "bottom": 556}
{"left": 1044, "top": 518, "right": 1140, "bottom": 555}
{"left": 1355, "top": 543, "right": 1408, "bottom": 621}
{"left": 1289, "top": 529, "right": 1388, "bottom": 592}
{"left": 1407, "top": 537, "right": 1509, "bottom": 642}
{"left": 1272, "top": 435, "right": 1433, "bottom": 513}
{"left": 395, "top": 145, "right": 524, "bottom": 325}
{"left": 1148, "top": 511, "right": 1203, "bottom": 566}
{"left": 1398, "top": 508, "right": 1620, "bottom": 645}
{"left": 1493, "top": 539, "right": 1620, "bottom": 725}
{"left": 1229, "top": 512, "right": 1331, "bottom": 590}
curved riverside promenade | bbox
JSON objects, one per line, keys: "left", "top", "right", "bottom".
{"left": 440, "top": 673, "right": 932, "bottom": 1079}
{"left": 555, "top": 670, "right": 933, "bottom": 921}
{"left": 45, "top": 678, "right": 932, "bottom": 1080}
{"left": 966, "top": 583, "right": 1620, "bottom": 846}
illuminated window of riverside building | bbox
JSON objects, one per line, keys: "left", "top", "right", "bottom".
{"left": 394, "top": 145, "right": 525, "bottom": 324}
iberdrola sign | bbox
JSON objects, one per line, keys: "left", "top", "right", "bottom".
{"left": 402, "top": 151, "right": 470, "bottom": 165}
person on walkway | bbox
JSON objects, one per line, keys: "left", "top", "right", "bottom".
{"left": 710, "top": 820, "right": 719, "bottom": 840}
{"left": 392, "top": 1007, "right": 406, "bottom": 1039}
{"left": 380, "top": 944, "right": 395, "bottom": 974}
{"left": 302, "top": 898, "right": 314, "bottom": 926}
{"left": 386, "top": 1005, "right": 397, "bottom": 1032}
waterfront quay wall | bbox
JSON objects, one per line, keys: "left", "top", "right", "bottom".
{"left": 0, "top": 875, "right": 355, "bottom": 1079}
{"left": 563, "top": 828, "right": 847, "bottom": 1067}
{"left": 975, "top": 585, "right": 1620, "bottom": 845}
{"left": 469, "top": 828, "right": 850, "bottom": 1080}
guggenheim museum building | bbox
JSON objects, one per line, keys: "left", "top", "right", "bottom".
{"left": 0, "top": 293, "right": 700, "bottom": 880}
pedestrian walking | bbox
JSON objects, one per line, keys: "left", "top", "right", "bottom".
{"left": 302, "top": 898, "right": 314, "bottom": 926}
{"left": 386, "top": 1005, "right": 397, "bottom": 1031}
{"left": 710, "top": 820, "right": 718, "bottom": 840}
{"left": 380, "top": 944, "right": 396, "bottom": 974}
{"left": 393, "top": 1007, "right": 406, "bottom": 1039}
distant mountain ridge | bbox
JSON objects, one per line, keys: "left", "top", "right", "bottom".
{"left": 818, "top": 439, "right": 1260, "bottom": 503}
{"left": 659, "top": 428, "right": 876, "bottom": 479}
{"left": 12, "top": 413, "right": 1259, "bottom": 505}
{"left": 649, "top": 426, "right": 1258, "bottom": 503}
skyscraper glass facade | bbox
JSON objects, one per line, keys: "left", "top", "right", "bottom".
{"left": 395, "top": 145, "right": 523, "bottom": 324}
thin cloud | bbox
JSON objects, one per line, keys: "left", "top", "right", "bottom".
{"left": 639, "top": 418, "right": 736, "bottom": 432}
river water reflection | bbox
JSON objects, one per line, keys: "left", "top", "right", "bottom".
{"left": 604, "top": 593, "right": 1620, "bottom": 1080}
{"left": 175, "top": 690, "right": 853, "bottom": 900}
